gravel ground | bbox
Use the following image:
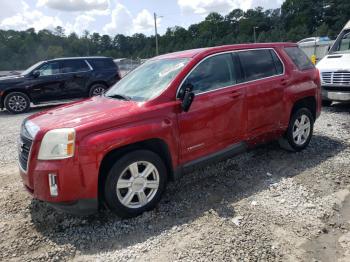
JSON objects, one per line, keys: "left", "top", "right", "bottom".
{"left": 0, "top": 104, "right": 349, "bottom": 262}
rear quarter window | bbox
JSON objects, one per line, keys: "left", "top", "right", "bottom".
{"left": 284, "top": 47, "right": 315, "bottom": 71}
{"left": 88, "top": 59, "right": 117, "bottom": 70}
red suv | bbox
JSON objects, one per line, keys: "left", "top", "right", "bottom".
{"left": 19, "top": 43, "right": 321, "bottom": 217}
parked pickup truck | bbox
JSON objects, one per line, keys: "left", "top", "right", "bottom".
{"left": 317, "top": 20, "right": 350, "bottom": 106}
{"left": 19, "top": 43, "right": 321, "bottom": 217}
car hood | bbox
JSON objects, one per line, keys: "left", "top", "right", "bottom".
{"left": 316, "top": 53, "right": 350, "bottom": 71}
{"left": 28, "top": 96, "right": 145, "bottom": 132}
{"left": 0, "top": 74, "right": 25, "bottom": 84}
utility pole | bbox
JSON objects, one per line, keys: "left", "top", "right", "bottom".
{"left": 154, "top": 12, "right": 159, "bottom": 56}
{"left": 253, "top": 26, "right": 259, "bottom": 43}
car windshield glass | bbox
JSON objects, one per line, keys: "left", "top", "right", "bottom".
{"left": 21, "top": 61, "right": 45, "bottom": 76}
{"left": 105, "top": 58, "right": 189, "bottom": 101}
{"left": 334, "top": 30, "right": 350, "bottom": 53}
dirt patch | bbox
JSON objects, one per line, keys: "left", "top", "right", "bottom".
{"left": 302, "top": 189, "right": 350, "bottom": 262}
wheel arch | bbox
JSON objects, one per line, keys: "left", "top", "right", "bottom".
{"left": 89, "top": 81, "right": 109, "bottom": 89}
{"left": 98, "top": 138, "right": 174, "bottom": 205}
{"left": 1, "top": 89, "right": 31, "bottom": 109}
{"left": 291, "top": 96, "right": 316, "bottom": 121}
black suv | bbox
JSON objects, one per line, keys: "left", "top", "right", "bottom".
{"left": 0, "top": 57, "right": 121, "bottom": 114}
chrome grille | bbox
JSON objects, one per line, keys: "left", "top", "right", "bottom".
{"left": 321, "top": 71, "right": 350, "bottom": 85}
{"left": 18, "top": 125, "right": 33, "bottom": 172}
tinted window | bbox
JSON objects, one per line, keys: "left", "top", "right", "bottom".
{"left": 270, "top": 50, "right": 284, "bottom": 75}
{"left": 238, "top": 49, "right": 278, "bottom": 81}
{"left": 38, "top": 62, "right": 60, "bottom": 76}
{"left": 89, "top": 59, "right": 117, "bottom": 70}
{"left": 284, "top": 47, "right": 314, "bottom": 70}
{"left": 60, "top": 60, "right": 90, "bottom": 73}
{"left": 186, "top": 53, "right": 237, "bottom": 94}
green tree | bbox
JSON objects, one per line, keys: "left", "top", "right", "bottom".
{"left": 0, "top": 0, "right": 350, "bottom": 70}
{"left": 47, "top": 45, "right": 64, "bottom": 59}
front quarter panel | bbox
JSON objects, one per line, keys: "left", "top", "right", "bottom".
{"left": 77, "top": 102, "right": 181, "bottom": 196}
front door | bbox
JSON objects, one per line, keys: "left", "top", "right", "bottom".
{"left": 28, "top": 61, "right": 64, "bottom": 103}
{"left": 177, "top": 52, "right": 245, "bottom": 164}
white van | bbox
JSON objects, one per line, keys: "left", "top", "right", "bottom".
{"left": 316, "top": 20, "right": 350, "bottom": 106}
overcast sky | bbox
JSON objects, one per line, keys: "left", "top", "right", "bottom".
{"left": 0, "top": 0, "right": 285, "bottom": 36}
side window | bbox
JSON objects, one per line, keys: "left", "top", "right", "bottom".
{"left": 186, "top": 53, "right": 236, "bottom": 94}
{"left": 339, "top": 31, "right": 350, "bottom": 52}
{"left": 88, "top": 59, "right": 117, "bottom": 70}
{"left": 284, "top": 47, "right": 314, "bottom": 71}
{"left": 238, "top": 49, "right": 278, "bottom": 81}
{"left": 60, "top": 60, "right": 90, "bottom": 73}
{"left": 270, "top": 50, "right": 284, "bottom": 75}
{"left": 38, "top": 62, "right": 60, "bottom": 76}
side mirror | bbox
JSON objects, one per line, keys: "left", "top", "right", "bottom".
{"left": 32, "top": 70, "right": 40, "bottom": 78}
{"left": 180, "top": 83, "right": 195, "bottom": 112}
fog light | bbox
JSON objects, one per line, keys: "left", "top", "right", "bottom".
{"left": 48, "top": 173, "right": 58, "bottom": 197}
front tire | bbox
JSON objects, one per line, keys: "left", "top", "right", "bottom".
{"left": 279, "top": 108, "right": 314, "bottom": 152}
{"left": 4, "top": 92, "right": 30, "bottom": 114}
{"left": 103, "top": 150, "right": 167, "bottom": 218}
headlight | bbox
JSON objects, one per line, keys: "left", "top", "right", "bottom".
{"left": 38, "top": 128, "right": 76, "bottom": 160}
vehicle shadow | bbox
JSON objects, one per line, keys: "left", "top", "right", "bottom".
{"left": 29, "top": 134, "right": 346, "bottom": 256}
{"left": 325, "top": 102, "right": 350, "bottom": 113}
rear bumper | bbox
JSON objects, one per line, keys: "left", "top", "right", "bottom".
{"left": 322, "top": 88, "right": 350, "bottom": 102}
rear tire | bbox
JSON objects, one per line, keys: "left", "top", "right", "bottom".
{"left": 322, "top": 100, "right": 332, "bottom": 107}
{"left": 89, "top": 84, "right": 108, "bottom": 97}
{"left": 279, "top": 108, "right": 314, "bottom": 152}
{"left": 4, "top": 92, "right": 30, "bottom": 114}
{"left": 103, "top": 150, "right": 167, "bottom": 218}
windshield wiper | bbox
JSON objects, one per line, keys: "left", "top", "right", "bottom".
{"left": 105, "top": 93, "right": 132, "bottom": 101}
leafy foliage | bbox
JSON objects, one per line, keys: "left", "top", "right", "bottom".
{"left": 0, "top": 0, "right": 349, "bottom": 70}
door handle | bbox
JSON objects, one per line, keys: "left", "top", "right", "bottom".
{"left": 229, "top": 90, "right": 242, "bottom": 99}
{"left": 74, "top": 73, "right": 85, "bottom": 78}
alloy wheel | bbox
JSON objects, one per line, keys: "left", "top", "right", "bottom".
{"left": 292, "top": 114, "right": 311, "bottom": 146}
{"left": 92, "top": 86, "right": 106, "bottom": 96}
{"left": 8, "top": 95, "right": 28, "bottom": 112}
{"left": 116, "top": 161, "right": 160, "bottom": 209}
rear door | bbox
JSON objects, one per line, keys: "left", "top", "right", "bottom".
{"left": 59, "top": 60, "right": 92, "bottom": 99}
{"left": 177, "top": 52, "right": 245, "bottom": 164}
{"left": 237, "top": 49, "right": 285, "bottom": 139}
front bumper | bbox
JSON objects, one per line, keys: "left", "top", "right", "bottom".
{"left": 19, "top": 157, "right": 100, "bottom": 215}
{"left": 322, "top": 88, "right": 350, "bottom": 102}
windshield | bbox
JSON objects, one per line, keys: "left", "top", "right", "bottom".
{"left": 21, "top": 61, "right": 45, "bottom": 76}
{"left": 332, "top": 30, "right": 350, "bottom": 53}
{"left": 105, "top": 58, "right": 189, "bottom": 101}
